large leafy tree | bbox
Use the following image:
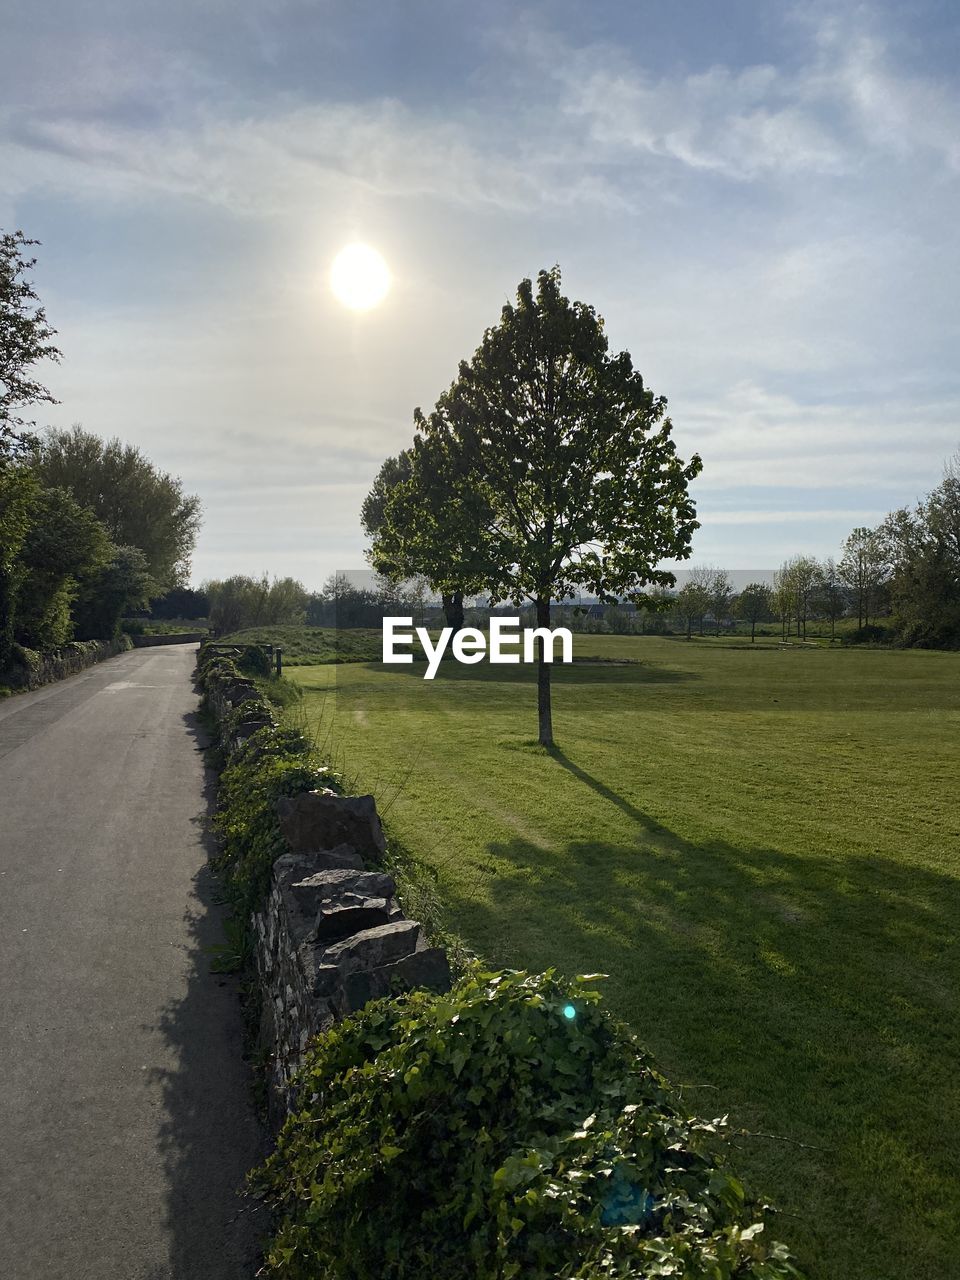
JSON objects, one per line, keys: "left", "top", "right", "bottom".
{"left": 0, "top": 466, "right": 37, "bottom": 667}
{"left": 74, "top": 545, "right": 152, "bottom": 642}
{"left": 361, "top": 450, "right": 414, "bottom": 542}
{"left": 33, "top": 426, "right": 202, "bottom": 590}
{"left": 378, "top": 268, "right": 701, "bottom": 746}
{"left": 14, "top": 486, "right": 112, "bottom": 650}
{"left": 1, "top": 230, "right": 61, "bottom": 459}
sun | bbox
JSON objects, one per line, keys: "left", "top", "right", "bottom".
{"left": 330, "top": 243, "right": 391, "bottom": 311}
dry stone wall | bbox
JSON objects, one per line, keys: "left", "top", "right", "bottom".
{"left": 2, "top": 636, "right": 132, "bottom": 690}
{"left": 198, "top": 643, "right": 451, "bottom": 1118}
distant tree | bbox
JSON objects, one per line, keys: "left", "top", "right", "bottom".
{"left": 811, "top": 558, "right": 847, "bottom": 640}
{"left": 363, "top": 449, "right": 469, "bottom": 634}
{"left": 634, "top": 583, "right": 675, "bottom": 634}
{"left": 880, "top": 455, "right": 960, "bottom": 648}
{"left": 772, "top": 567, "right": 793, "bottom": 640}
{"left": 839, "top": 527, "right": 888, "bottom": 628}
{"left": 206, "top": 574, "right": 308, "bottom": 635}
{"left": 916, "top": 452, "right": 960, "bottom": 569}
{"left": 708, "top": 569, "right": 733, "bottom": 635}
{"left": 33, "top": 426, "right": 202, "bottom": 590}
{"left": 148, "top": 585, "right": 209, "bottom": 620}
{"left": 74, "top": 545, "right": 152, "bottom": 641}
{"left": 674, "top": 581, "right": 707, "bottom": 639}
{"left": 733, "top": 581, "right": 774, "bottom": 642}
{"left": 308, "top": 572, "right": 382, "bottom": 629}
{"left": 404, "top": 575, "right": 431, "bottom": 628}
{"left": 376, "top": 268, "right": 702, "bottom": 745}
{"left": 1, "top": 231, "right": 61, "bottom": 458}
{"left": 685, "top": 566, "right": 719, "bottom": 635}
{"left": 268, "top": 576, "right": 311, "bottom": 626}
{"left": 14, "top": 486, "right": 111, "bottom": 650}
{"left": 781, "top": 555, "right": 819, "bottom": 639}
{"left": 367, "top": 437, "right": 486, "bottom": 635}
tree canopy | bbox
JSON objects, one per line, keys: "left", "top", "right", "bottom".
{"left": 33, "top": 426, "right": 202, "bottom": 591}
{"left": 14, "top": 486, "right": 112, "bottom": 650}
{"left": 0, "top": 230, "right": 61, "bottom": 459}
{"left": 371, "top": 268, "right": 702, "bottom": 744}
{"left": 733, "top": 582, "right": 774, "bottom": 642}
{"left": 880, "top": 455, "right": 960, "bottom": 648}
{"left": 205, "top": 574, "right": 309, "bottom": 635}
{"left": 362, "top": 447, "right": 472, "bottom": 631}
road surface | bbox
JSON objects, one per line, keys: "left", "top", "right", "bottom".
{"left": 0, "top": 644, "right": 266, "bottom": 1279}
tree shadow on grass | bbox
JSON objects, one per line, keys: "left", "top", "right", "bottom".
{"left": 146, "top": 710, "right": 270, "bottom": 1278}
{"left": 360, "top": 658, "right": 697, "bottom": 687}
{"left": 441, "top": 749, "right": 960, "bottom": 1280}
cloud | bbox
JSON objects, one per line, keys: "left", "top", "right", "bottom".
{"left": 6, "top": 3, "right": 960, "bottom": 231}
{"left": 1, "top": 91, "right": 633, "bottom": 223}
{"left": 560, "top": 61, "right": 845, "bottom": 180}
{"left": 679, "top": 381, "right": 960, "bottom": 495}
{"left": 508, "top": 7, "right": 960, "bottom": 185}
{"left": 703, "top": 507, "right": 887, "bottom": 525}
{"left": 4, "top": 1, "right": 959, "bottom": 583}
{"left": 807, "top": 17, "right": 960, "bottom": 171}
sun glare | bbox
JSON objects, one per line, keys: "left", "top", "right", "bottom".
{"left": 330, "top": 243, "right": 391, "bottom": 311}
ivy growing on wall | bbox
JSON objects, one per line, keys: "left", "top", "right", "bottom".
{"left": 253, "top": 969, "right": 801, "bottom": 1280}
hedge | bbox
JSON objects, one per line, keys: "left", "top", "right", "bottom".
{"left": 252, "top": 968, "right": 802, "bottom": 1279}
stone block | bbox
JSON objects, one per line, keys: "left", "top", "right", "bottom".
{"left": 340, "top": 947, "right": 452, "bottom": 1014}
{"left": 276, "top": 789, "right": 386, "bottom": 860}
{"left": 311, "top": 898, "right": 393, "bottom": 942}
{"left": 272, "top": 849, "right": 365, "bottom": 892}
{"left": 320, "top": 919, "right": 422, "bottom": 974}
{"left": 280, "top": 867, "right": 399, "bottom": 944}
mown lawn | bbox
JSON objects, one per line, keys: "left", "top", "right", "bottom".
{"left": 290, "top": 635, "right": 960, "bottom": 1280}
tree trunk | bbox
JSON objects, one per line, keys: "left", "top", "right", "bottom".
{"left": 441, "top": 589, "right": 465, "bottom": 633}
{"left": 751, "top": 619, "right": 756, "bottom": 642}
{"left": 536, "top": 595, "right": 553, "bottom": 747}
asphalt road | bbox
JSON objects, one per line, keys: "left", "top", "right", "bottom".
{"left": 0, "top": 645, "right": 266, "bottom": 1279}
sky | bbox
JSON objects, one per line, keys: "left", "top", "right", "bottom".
{"left": 3, "top": 0, "right": 959, "bottom": 589}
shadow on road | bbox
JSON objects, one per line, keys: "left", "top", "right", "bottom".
{"left": 148, "top": 710, "right": 269, "bottom": 1278}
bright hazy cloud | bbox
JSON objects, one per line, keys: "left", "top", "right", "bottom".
{"left": 2, "top": 1, "right": 958, "bottom": 585}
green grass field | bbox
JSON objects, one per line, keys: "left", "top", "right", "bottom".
{"left": 220, "top": 624, "right": 382, "bottom": 664}
{"left": 289, "top": 634, "right": 959, "bottom": 1280}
